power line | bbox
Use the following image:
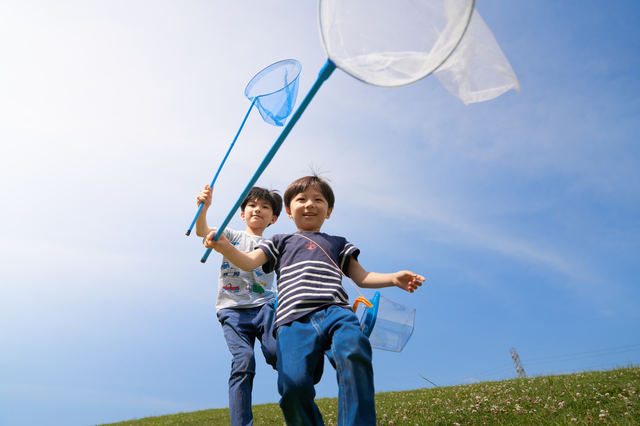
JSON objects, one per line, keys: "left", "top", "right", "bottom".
{"left": 474, "top": 343, "right": 640, "bottom": 380}
{"left": 523, "top": 343, "right": 640, "bottom": 365}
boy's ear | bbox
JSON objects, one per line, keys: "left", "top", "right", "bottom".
{"left": 240, "top": 210, "right": 246, "bottom": 221}
{"left": 285, "top": 206, "right": 292, "bottom": 218}
{"left": 326, "top": 207, "right": 333, "bottom": 219}
{"left": 270, "top": 215, "right": 278, "bottom": 225}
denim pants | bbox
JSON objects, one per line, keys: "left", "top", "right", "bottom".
{"left": 276, "top": 305, "right": 376, "bottom": 426}
{"left": 217, "top": 302, "right": 277, "bottom": 426}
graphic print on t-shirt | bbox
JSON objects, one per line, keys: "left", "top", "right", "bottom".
{"left": 215, "top": 228, "right": 276, "bottom": 312}
{"left": 222, "top": 282, "right": 240, "bottom": 292}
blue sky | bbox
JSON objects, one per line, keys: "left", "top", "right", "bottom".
{"left": 1, "top": 1, "right": 639, "bottom": 425}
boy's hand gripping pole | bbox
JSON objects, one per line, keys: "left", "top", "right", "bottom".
{"left": 201, "top": 59, "right": 337, "bottom": 263}
{"left": 185, "top": 99, "right": 257, "bottom": 236}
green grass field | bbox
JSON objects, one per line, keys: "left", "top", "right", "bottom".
{"left": 103, "top": 366, "right": 639, "bottom": 425}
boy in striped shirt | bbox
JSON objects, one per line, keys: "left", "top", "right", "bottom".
{"left": 204, "top": 175, "right": 424, "bottom": 425}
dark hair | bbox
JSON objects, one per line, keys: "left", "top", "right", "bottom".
{"left": 284, "top": 175, "right": 335, "bottom": 210}
{"left": 241, "top": 187, "right": 283, "bottom": 218}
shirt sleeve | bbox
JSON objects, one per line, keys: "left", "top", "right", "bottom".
{"left": 258, "top": 235, "right": 280, "bottom": 273}
{"left": 339, "top": 239, "right": 360, "bottom": 276}
{"left": 222, "top": 227, "right": 240, "bottom": 244}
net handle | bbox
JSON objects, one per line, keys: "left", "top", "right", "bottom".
{"left": 186, "top": 98, "right": 257, "bottom": 236}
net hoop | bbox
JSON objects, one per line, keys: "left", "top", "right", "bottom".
{"left": 244, "top": 58, "right": 302, "bottom": 100}
{"left": 319, "top": 0, "right": 476, "bottom": 88}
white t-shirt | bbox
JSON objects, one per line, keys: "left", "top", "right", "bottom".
{"left": 215, "top": 228, "right": 276, "bottom": 311}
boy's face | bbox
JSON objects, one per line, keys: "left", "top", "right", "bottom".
{"left": 286, "top": 186, "right": 332, "bottom": 232}
{"left": 241, "top": 198, "right": 277, "bottom": 231}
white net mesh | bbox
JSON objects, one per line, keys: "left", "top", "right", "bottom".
{"left": 319, "top": 0, "right": 519, "bottom": 103}
{"left": 319, "top": 0, "right": 475, "bottom": 87}
{"left": 434, "top": 10, "right": 520, "bottom": 104}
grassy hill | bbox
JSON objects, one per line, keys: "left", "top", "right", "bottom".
{"left": 103, "top": 366, "right": 639, "bottom": 425}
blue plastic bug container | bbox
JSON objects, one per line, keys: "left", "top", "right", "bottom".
{"left": 360, "top": 291, "right": 415, "bottom": 352}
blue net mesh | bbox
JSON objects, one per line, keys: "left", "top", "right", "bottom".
{"left": 244, "top": 59, "right": 301, "bottom": 126}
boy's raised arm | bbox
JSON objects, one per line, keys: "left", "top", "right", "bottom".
{"left": 195, "top": 185, "right": 214, "bottom": 237}
{"left": 348, "top": 259, "right": 424, "bottom": 293}
{"left": 203, "top": 230, "right": 268, "bottom": 271}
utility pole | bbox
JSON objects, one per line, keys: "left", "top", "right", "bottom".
{"left": 510, "top": 347, "right": 527, "bottom": 378}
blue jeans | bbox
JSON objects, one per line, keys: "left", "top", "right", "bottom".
{"left": 276, "top": 305, "right": 376, "bottom": 426}
{"left": 217, "top": 302, "right": 277, "bottom": 426}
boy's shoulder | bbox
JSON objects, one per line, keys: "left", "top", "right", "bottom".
{"left": 223, "top": 227, "right": 242, "bottom": 240}
{"left": 223, "top": 227, "right": 260, "bottom": 242}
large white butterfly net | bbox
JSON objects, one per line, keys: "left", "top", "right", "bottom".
{"left": 319, "top": 0, "right": 519, "bottom": 104}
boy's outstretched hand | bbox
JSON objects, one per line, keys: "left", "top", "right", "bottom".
{"left": 393, "top": 271, "right": 425, "bottom": 293}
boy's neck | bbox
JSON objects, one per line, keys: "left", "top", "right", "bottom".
{"left": 297, "top": 227, "right": 322, "bottom": 233}
{"left": 244, "top": 225, "right": 265, "bottom": 237}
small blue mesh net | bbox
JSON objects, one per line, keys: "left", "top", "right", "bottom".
{"left": 244, "top": 59, "right": 301, "bottom": 126}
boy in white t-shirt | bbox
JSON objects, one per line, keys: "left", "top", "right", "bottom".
{"left": 195, "top": 184, "right": 282, "bottom": 426}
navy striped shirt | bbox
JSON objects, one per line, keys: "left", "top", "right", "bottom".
{"left": 258, "top": 232, "right": 360, "bottom": 329}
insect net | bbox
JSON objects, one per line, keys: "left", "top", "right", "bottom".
{"left": 201, "top": 1, "right": 520, "bottom": 261}
{"left": 319, "top": 0, "right": 518, "bottom": 103}
{"left": 186, "top": 59, "right": 301, "bottom": 236}
{"left": 319, "top": 0, "right": 475, "bottom": 87}
{"left": 245, "top": 59, "right": 301, "bottom": 126}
